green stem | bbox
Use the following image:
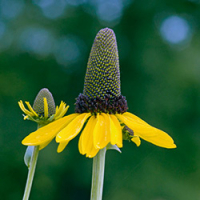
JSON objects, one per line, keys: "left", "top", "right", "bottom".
{"left": 22, "top": 146, "right": 39, "bottom": 200}
{"left": 90, "top": 148, "right": 106, "bottom": 200}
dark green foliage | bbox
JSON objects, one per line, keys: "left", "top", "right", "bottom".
{"left": 1, "top": 1, "right": 200, "bottom": 200}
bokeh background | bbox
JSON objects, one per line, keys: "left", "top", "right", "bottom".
{"left": 1, "top": 0, "right": 200, "bottom": 199}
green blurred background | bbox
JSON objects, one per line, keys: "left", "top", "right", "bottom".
{"left": 1, "top": 0, "right": 200, "bottom": 199}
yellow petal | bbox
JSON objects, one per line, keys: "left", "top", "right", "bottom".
{"left": 141, "top": 133, "right": 177, "bottom": 148}
{"left": 93, "top": 113, "right": 110, "bottom": 149}
{"left": 78, "top": 134, "right": 84, "bottom": 154}
{"left": 39, "top": 140, "right": 52, "bottom": 150}
{"left": 22, "top": 113, "right": 78, "bottom": 146}
{"left": 125, "top": 113, "right": 176, "bottom": 148}
{"left": 56, "top": 113, "right": 91, "bottom": 143}
{"left": 131, "top": 136, "right": 141, "bottom": 147}
{"left": 55, "top": 105, "right": 69, "bottom": 120}
{"left": 109, "top": 115, "right": 123, "bottom": 148}
{"left": 18, "top": 101, "right": 34, "bottom": 116}
{"left": 54, "top": 102, "right": 69, "bottom": 120}
{"left": 116, "top": 114, "right": 157, "bottom": 137}
{"left": 25, "top": 101, "right": 38, "bottom": 117}
{"left": 24, "top": 115, "right": 29, "bottom": 120}
{"left": 79, "top": 116, "right": 95, "bottom": 154}
{"left": 57, "top": 141, "right": 70, "bottom": 153}
{"left": 79, "top": 116, "right": 99, "bottom": 157}
{"left": 123, "top": 112, "right": 150, "bottom": 125}
{"left": 117, "top": 113, "right": 176, "bottom": 149}
{"left": 86, "top": 148, "right": 99, "bottom": 158}
{"left": 55, "top": 101, "right": 65, "bottom": 116}
{"left": 43, "top": 97, "right": 48, "bottom": 118}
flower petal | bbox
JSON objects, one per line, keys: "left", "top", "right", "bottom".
{"left": 141, "top": 133, "right": 176, "bottom": 148}
{"left": 86, "top": 148, "right": 99, "bottom": 158}
{"left": 78, "top": 134, "right": 84, "bottom": 154}
{"left": 43, "top": 97, "right": 48, "bottom": 118}
{"left": 117, "top": 113, "right": 176, "bottom": 149}
{"left": 116, "top": 113, "right": 157, "bottom": 137}
{"left": 57, "top": 141, "right": 70, "bottom": 153}
{"left": 39, "top": 140, "right": 52, "bottom": 150}
{"left": 109, "top": 114, "right": 123, "bottom": 148}
{"left": 131, "top": 136, "right": 141, "bottom": 147}
{"left": 22, "top": 113, "right": 78, "bottom": 146}
{"left": 93, "top": 113, "right": 110, "bottom": 149}
{"left": 79, "top": 116, "right": 95, "bottom": 154}
{"left": 18, "top": 101, "right": 34, "bottom": 116}
{"left": 78, "top": 116, "right": 99, "bottom": 157}
{"left": 55, "top": 101, "right": 65, "bottom": 116}
{"left": 56, "top": 113, "right": 91, "bottom": 143}
{"left": 123, "top": 112, "right": 150, "bottom": 125}
{"left": 25, "top": 101, "right": 38, "bottom": 117}
{"left": 54, "top": 102, "right": 69, "bottom": 120}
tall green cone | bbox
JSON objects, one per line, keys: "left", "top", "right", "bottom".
{"left": 33, "top": 88, "right": 55, "bottom": 116}
{"left": 83, "top": 28, "right": 121, "bottom": 99}
{"left": 75, "top": 28, "right": 127, "bottom": 114}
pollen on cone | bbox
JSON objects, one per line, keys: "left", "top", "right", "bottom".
{"left": 33, "top": 88, "right": 56, "bottom": 116}
{"left": 83, "top": 28, "right": 121, "bottom": 99}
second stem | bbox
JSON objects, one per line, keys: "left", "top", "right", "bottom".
{"left": 90, "top": 148, "right": 106, "bottom": 200}
{"left": 22, "top": 146, "right": 39, "bottom": 200}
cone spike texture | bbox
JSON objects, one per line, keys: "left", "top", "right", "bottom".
{"left": 33, "top": 88, "right": 55, "bottom": 116}
{"left": 83, "top": 28, "right": 121, "bottom": 99}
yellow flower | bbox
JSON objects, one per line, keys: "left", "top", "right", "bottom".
{"left": 19, "top": 88, "right": 69, "bottom": 150}
{"left": 22, "top": 28, "right": 176, "bottom": 157}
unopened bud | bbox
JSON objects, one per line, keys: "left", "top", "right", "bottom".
{"left": 33, "top": 88, "right": 55, "bottom": 116}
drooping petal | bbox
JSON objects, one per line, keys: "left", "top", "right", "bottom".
{"left": 109, "top": 114, "right": 123, "bottom": 148}
{"left": 116, "top": 113, "right": 156, "bottom": 137}
{"left": 116, "top": 113, "right": 176, "bottom": 149}
{"left": 123, "top": 112, "right": 150, "bottom": 125}
{"left": 22, "top": 113, "right": 78, "bottom": 146}
{"left": 57, "top": 141, "right": 70, "bottom": 153}
{"left": 86, "top": 148, "right": 99, "bottom": 158}
{"left": 79, "top": 116, "right": 95, "bottom": 154}
{"left": 56, "top": 113, "right": 91, "bottom": 143}
{"left": 39, "top": 140, "right": 52, "bottom": 150}
{"left": 93, "top": 113, "right": 110, "bottom": 149}
{"left": 78, "top": 116, "right": 99, "bottom": 157}
{"left": 131, "top": 136, "right": 141, "bottom": 147}
{"left": 125, "top": 113, "right": 176, "bottom": 148}
{"left": 140, "top": 132, "right": 177, "bottom": 148}
{"left": 78, "top": 134, "right": 84, "bottom": 154}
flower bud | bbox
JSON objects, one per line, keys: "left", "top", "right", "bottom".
{"left": 33, "top": 88, "right": 55, "bottom": 117}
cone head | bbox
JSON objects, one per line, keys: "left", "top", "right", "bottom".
{"left": 83, "top": 28, "right": 121, "bottom": 99}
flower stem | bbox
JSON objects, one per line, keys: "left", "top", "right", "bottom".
{"left": 22, "top": 146, "right": 39, "bottom": 200}
{"left": 90, "top": 148, "right": 106, "bottom": 200}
